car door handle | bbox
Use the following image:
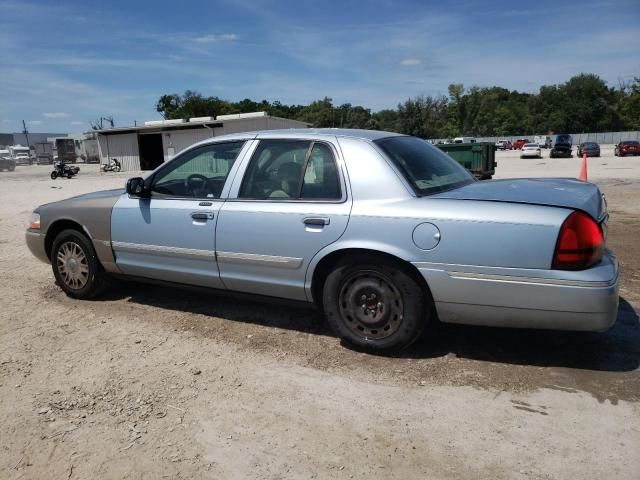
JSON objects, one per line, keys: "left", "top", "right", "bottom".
{"left": 191, "top": 211, "right": 214, "bottom": 220}
{"left": 303, "top": 217, "right": 330, "bottom": 226}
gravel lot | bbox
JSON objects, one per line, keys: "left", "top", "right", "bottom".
{"left": 1, "top": 148, "right": 639, "bottom": 479}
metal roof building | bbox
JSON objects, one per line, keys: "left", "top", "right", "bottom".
{"left": 95, "top": 112, "right": 310, "bottom": 171}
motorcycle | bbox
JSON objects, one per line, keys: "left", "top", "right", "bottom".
{"left": 51, "top": 161, "right": 80, "bottom": 179}
{"left": 101, "top": 158, "right": 121, "bottom": 172}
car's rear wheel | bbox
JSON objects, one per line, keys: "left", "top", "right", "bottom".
{"left": 322, "top": 256, "right": 432, "bottom": 352}
{"left": 51, "top": 229, "right": 108, "bottom": 299}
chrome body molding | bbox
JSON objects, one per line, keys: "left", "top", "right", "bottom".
{"left": 216, "top": 251, "right": 303, "bottom": 269}
{"left": 446, "top": 270, "right": 616, "bottom": 288}
{"left": 111, "top": 241, "right": 216, "bottom": 260}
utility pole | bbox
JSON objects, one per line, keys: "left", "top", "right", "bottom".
{"left": 21, "top": 120, "right": 30, "bottom": 148}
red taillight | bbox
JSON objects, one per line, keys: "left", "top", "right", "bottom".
{"left": 552, "top": 211, "right": 604, "bottom": 270}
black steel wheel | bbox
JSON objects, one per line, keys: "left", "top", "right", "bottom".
{"left": 323, "top": 256, "right": 433, "bottom": 352}
{"left": 51, "top": 229, "right": 108, "bottom": 299}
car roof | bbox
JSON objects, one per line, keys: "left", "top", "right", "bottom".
{"left": 198, "top": 128, "right": 405, "bottom": 144}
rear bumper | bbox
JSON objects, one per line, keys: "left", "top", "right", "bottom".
{"left": 26, "top": 230, "right": 49, "bottom": 263}
{"left": 551, "top": 148, "right": 573, "bottom": 157}
{"left": 413, "top": 252, "right": 620, "bottom": 331}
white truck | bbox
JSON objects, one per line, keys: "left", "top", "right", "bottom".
{"left": 9, "top": 145, "right": 33, "bottom": 165}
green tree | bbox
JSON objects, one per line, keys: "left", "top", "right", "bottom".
{"left": 296, "top": 97, "right": 336, "bottom": 127}
{"left": 620, "top": 77, "right": 640, "bottom": 130}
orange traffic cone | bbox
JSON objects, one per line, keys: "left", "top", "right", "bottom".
{"left": 578, "top": 152, "right": 588, "bottom": 181}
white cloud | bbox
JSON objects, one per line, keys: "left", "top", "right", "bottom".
{"left": 28, "top": 120, "right": 42, "bottom": 125}
{"left": 1, "top": 119, "right": 9, "bottom": 123}
{"left": 400, "top": 58, "right": 421, "bottom": 66}
{"left": 193, "top": 33, "right": 238, "bottom": 44}
{"left": 43, "top": 112, "right": 71, "bottom": 118}
{"left": 70, "top": 120, "right": 84, "bottom": 125}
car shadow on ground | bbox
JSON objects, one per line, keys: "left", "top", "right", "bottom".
{"left": 106, "top": 282, "right": 639, "bottom": 373}
{"left": 404, "top": 298, "right": 640, "bottom": 373}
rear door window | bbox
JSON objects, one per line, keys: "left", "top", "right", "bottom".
{"left": 239, "top": 140, "right": 341, "bottom": 200}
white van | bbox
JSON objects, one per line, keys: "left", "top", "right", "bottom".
{"left": 453, "top": 137, "right": 477, "bottom": 144}
{"left": 534, "top": 135, "right": 552, "bottom": 148}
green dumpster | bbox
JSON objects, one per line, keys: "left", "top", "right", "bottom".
{"left": 435, "top": 142, "right": 497, "bottom": 180}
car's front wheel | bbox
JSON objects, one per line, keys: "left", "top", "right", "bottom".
{"left": 51, "top": 229, "right": 108, "bottom": 299}
{"left": 322, "top": 256, "right": 432, "bottom": 352}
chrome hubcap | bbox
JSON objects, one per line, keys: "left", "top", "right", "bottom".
{"left": 338, "top": 270, "right": 404, "bottom": 340}
{"left": 57, "top": 241, "right": 89, "bottom": 289}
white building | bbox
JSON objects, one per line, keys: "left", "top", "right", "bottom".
{"left": 95, "top": 112, "right": 310, "bottom": 171}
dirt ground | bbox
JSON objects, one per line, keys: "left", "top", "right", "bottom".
{"left": 1, "top": 149, "right": 639, "bottom": 479}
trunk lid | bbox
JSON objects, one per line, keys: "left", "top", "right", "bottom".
{"left": 432, "top": 178, "right": 605, "bottom": 221}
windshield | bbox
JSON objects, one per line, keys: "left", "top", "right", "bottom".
{"left": 375, "top": 136, "right": 474, "bottom": 196}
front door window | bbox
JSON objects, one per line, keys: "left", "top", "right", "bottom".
{"left": 150, "top": 141, "right": 245, "bottom": 199}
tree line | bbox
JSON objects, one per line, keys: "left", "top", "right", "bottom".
{"left": 156, "top": 73, "right": 640, "bottom": 139}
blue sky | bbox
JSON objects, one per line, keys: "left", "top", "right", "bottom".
{"left": 1, "top": 0, "right": 638, "bottom": 133}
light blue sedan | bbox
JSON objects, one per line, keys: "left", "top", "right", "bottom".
{"left": 26, "top": 129, "right": 619, "bottom": 351}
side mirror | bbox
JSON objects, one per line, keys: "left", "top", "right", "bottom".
{"left": 126, "top": 177, "right": 148, "bottom": 197}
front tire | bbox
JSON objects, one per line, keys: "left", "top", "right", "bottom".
{"left": 51, "top": 171, "right": 58, "bottom": 179}
{"left": 322, "top": 256, "right": 432, "bottom": 352}
{"left": 51, "top": 229, "right": 108, "bottom": 299}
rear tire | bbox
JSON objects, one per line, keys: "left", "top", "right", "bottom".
{"left": 322, "top": 256, "right": 432, "bottom": 352}
{"left": 51, "top": 229, "right": 108, "bottom": 299}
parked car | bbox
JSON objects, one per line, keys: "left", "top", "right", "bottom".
{"left": 0, "top": 153, "right": 16, "bottom": 171}
{"left": 520, "top": 143, "right": 542, "bottom": 159}
{"left": 495, "top": 140, "right": 512, "bottom": 150}
{"left": 577, "top": 142, "right": 601, "bottom": 157}
{"left": 512, "top": 139, "right": 530, "bottom": 150}
{"left": 550, "top": 134, "right": 573, "bottom": 158}
{"left": 453, "top": 137, "right": 476, "bottom": 144}
{"left": 26, "top": 129, "right": 619, "bottom": 352}
{"left": 614, "top": 140, "right": 640, "bottom": 156}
